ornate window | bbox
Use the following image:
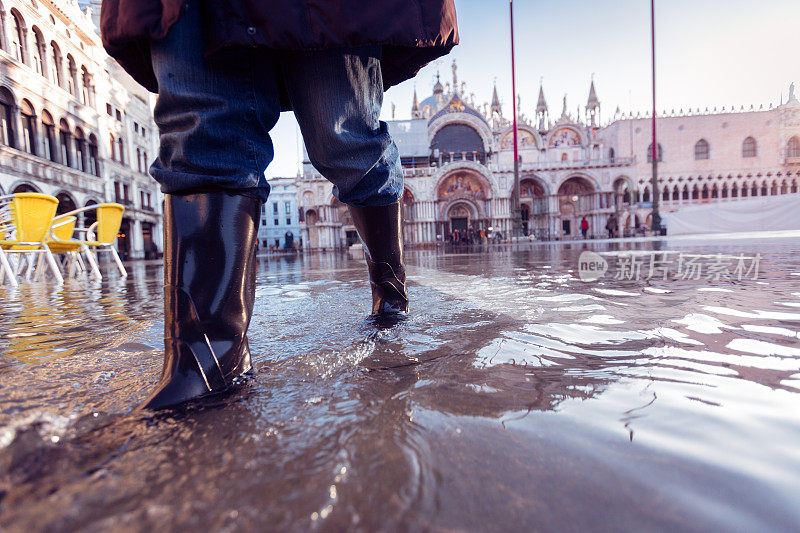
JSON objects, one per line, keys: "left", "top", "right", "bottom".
{"left": 646, "top": 143, "right": 663, "bottom": 162}
{"left": 41, "top": 110, "right": 56, "bottom": 162}
{"left": 67, "top": 55, "right": 78, "bottom": 97}
{"left": 59, "top": 119, "right": 72, "bottom": 167}
{"left": 0, "top": 87, "right": 15, "bottom": 148}
{"left": 11, "top": 10, "right": 26, "bottom": 64}
{"left": 694, "top": 139, "right": 710, "bottom": 160}
{"left": 74, "top": 127, "right": 86, "bottom": 172}
{"left": 430, "top": 124, "right": 485, "bottom": 164}
{"left": 788, "top": 136, "right": 800, "bottom": 158}
{"left": 81, "top": 66, "right": 94, "bottom": 105}
{"left": 88, "top": 134, "right": 100, "bottom": 176}
{"left": 50, "top": 42, "right": 63, "bottom": 87}
{"left": 32, "top": 27, "right": 45, "bottom": 76}
{"left": 742, "top": 137, "right": 757, "bottom": 158}
{"left": 20, "top": 99, "right": 36, "bottom": 155}
{"left": 117, "top": 137, "right": 125, "bottom": 165}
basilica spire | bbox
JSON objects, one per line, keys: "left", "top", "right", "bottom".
{"left": 536, "top": 80, "right": 548, "bottom": 131}
{"left": 586, "top": 77, "right": 601, "bottom": 126}
{"left": 587, "top": 79, "right": 599, "bottom": 108}
{"left": 433, "top": 72, "right": 444, "bottom": 95}
{"left": 451, "top": 59, "right": 459, "bottom": 95}
{"left": 536, "top": 82, "right": 548, "bottom": 113}
{"left": 411, "top": 87, "right": 422, "bottom": 119}
{"left": 490, "top": 81, "right": 502, "bottom": 117}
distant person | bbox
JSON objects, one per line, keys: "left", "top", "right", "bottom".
{"left": 580, "top": 217, "right": 589, "bottom": 239}
{"left": 605, "top": 216, "right": 616, "bottom": 238}
{"left": 100, "top": 0, "right": 458, "bottom": 409}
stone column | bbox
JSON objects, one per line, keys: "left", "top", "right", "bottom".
{"left": 131, "top": 219, "right": 143, "bottom": 259}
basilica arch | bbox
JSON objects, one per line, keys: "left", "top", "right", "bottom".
{"left": 546, "top": 126, "right": 584, "bottom": 148}
{"left": 613, "top": 175, "right": 636, "bottom": 208}
{"left": 435, "top": 167, "right": 492, "bottom": 236}
{"left": 556, "top": 175, "right": 596, "bottom": 238}
{"left": 498, "top": 126, "right": 541, "bottom": 150}
{"left": 331, "top": 196, "right": 357, "bottom": 247}
{"left": 304, "top": 208, "right": 319, "bottom": 249}
{"left": 428, "top": 111, "right": 493, "bottom": 156}
{"left": 516, "top": 176, "right": 549, "bottom": 237}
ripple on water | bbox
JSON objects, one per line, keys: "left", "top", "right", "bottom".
{"left": 1, "top": 240, "right": 800, "bottom": 530}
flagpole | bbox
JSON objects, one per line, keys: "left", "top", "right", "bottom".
{"left": 510, "top": 0, "right": 521, "bottom": 237}
{"left": 650, "top": 0, "right": 661, "bottom": 233}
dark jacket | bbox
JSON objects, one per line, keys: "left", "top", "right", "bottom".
{"left": 100, "top": 0, "right": 458, "bottom": 107}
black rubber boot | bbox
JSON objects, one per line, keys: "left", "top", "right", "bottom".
{"left": 141, "top": 190, "right": 261, "bottom": 410}
{"left": 348, "top": 202, "right": 409, "bottom": 317}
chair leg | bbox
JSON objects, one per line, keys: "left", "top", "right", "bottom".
{"left": 110, "top": 247, "right": 127, "bottom": 277}
{"left": 35, "top": 252, "right": 47, "bottom": 281}
{"left": 0, "top": 248, "right": 18, "bottom": 288}
{"left": 43, "top": 245, "right": 64, "bottom": 284}
{"left": 67, "top": 253, "right": 77, "bottom": 279}
{"left": 26, "top": 253, "right": 38, "bottom": 281}
{"left": 13, "top": 254, "right": 24, "bottom": 276}
{"left": 76, "top": 252, "right": 86, "bottom": 273}
{"left": 83, "top": 247, "right": 102, "bottom": 281}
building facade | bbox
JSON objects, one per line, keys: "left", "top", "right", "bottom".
{"left": 259, "top": 176, "right": 300, "bottom": 250}
{"left": 0, "top": 0, "right": 161, "bottom": 259}
{"left": 299, "top": 60, "right": 800, "bottom": 246}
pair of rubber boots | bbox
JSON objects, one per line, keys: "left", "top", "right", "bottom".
{"left": 141, "top": 190, "right": 408, "bottom": 410}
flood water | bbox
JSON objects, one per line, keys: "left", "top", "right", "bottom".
{"left": 1, "top": 234, "right": 799, "bottom": 531}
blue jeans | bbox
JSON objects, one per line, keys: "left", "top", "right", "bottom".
{"left": 149, "top": 0, "right": 403, "bottom": 206}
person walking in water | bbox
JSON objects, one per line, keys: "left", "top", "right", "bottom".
{"left": 100, "top": 0, "right": 458, "bottom": 409}
{"left": 580, "top": 217, "right": 590, "bottom": 239}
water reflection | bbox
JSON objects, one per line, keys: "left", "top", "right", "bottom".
{"left": 1, "top": 236, "right": 799, "bottom": 530}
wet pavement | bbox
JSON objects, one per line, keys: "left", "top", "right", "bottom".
{"left": 1, "top": 235, "right": 799, "bottom": 531}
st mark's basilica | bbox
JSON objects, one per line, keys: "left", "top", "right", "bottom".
{"left": 298, "top": 61, "right": 800, "bottom": 248}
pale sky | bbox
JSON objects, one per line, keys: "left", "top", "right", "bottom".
{"left": 266, "top": 0, "right": 800, "bottom": 178}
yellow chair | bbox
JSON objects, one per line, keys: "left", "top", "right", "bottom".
{"left": 46, "top": 215, "right": 102, "bottom": 280}
{"left": 0, "top": 193, "right": 63, "bottom": 287}
{"left": 53, "top": 203, "right": 127, "bottom": 279}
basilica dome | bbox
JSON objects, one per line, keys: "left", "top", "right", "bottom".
{"left": 419, "top": 92, "right": 448, "bottom": 118}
